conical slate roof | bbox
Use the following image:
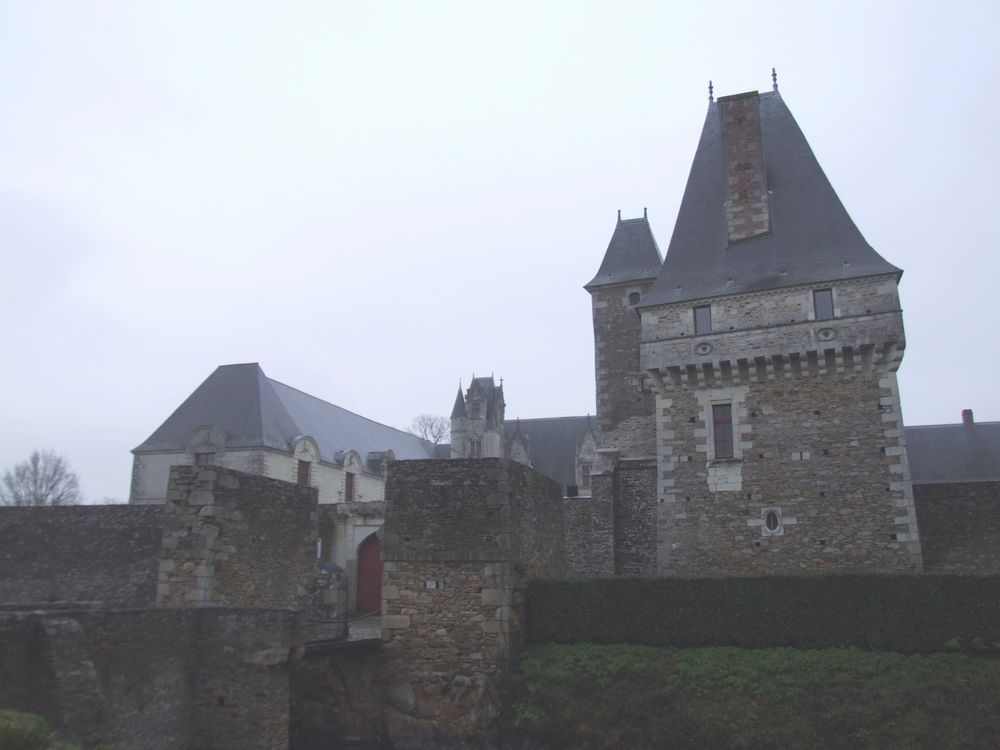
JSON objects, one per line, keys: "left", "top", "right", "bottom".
{"left": 450, "top": 386, "right": 466, "bottom": 419}
{"left": 585, "top": 213, "right": 663, "bottom": 290}
{"left": 641, "top": 91, "right": 901, "bottom": 308}
{"left": 133, "top": 363, "right": 439, "bottom": 471}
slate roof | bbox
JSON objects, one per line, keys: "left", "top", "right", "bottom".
{"left": 641, "top": 91, "right": 901, "bottom": 308}
{"left": 503, "top": 416, "right": 597, "bottom": 490}
{"left": 586, "top": 214, "right": 663, "bottom": 290}
{"left": 906, "top": 421, "right": 1000, "bottom": 483}
{"left": 133, "top": 363, "right": 439, "bottom": 473}
{"left": 467, "top": 376, "right": 504, "bottom": 430}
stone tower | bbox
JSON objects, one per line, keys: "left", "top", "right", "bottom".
{"left": 585, "top": 210, "right": 663, "bottom": 457}
{"left": 450, "top": 377, "right": 506, "bottom": 459}
{"left": 637, "top": 86, "right": 922, "bottom": 575}
{"left": 584, "top": 211, "right": 664, "bottom": 576}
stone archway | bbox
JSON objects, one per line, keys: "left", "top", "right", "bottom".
{"left": 355, "top": 532, "right": 382, "bottom": 614}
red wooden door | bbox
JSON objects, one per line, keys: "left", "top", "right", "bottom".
{"left": 356, "top": 533, "right": 382, "bottom": 614}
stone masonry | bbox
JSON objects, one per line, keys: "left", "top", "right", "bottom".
{"left": 378, "top": 458, "right": 565, "bottom": 748}
{"left": 641, "top": 274, "right": 923, "bottom": 574}
{"left": 719, "top": 91, "right": 771, "bottom": 242}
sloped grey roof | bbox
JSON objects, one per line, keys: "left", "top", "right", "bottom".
{"left": 906, "top": 421, "right": 1000, "bottom": 483}
{"left": 586, "top": 215, "right": 663, "bottom": 290}
{"left": 133, "top": 363, "right": 439, "bottom": 472}
{"left": 504, "top": 416, "right": 597, "bottom": 490}
{"left": 641, "top": 91, "right": 901, "bottom": 308}
{"left": 450, "top": 387, "right": 466, "bottom": 419}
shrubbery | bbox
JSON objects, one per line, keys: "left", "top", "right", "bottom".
{"left": 0, "top": 709, "right": 80, "bottom": 750}
{"left": 511, "top": 644, "right": 1000, "bottom": 750}
{"left": 526, "top": 575, "right": 1000, "bottom": 652}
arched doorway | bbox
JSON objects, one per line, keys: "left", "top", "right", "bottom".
{"left": 356, "top": 532, "right": 382, "bottom": 614}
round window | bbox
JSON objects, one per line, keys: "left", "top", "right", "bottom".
{"left": 765, "top": 511, "right": 780, "bottom": 531}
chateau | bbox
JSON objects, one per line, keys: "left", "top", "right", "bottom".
{"left": 6, "top": 77, "right": 996, "bottom": 748}
{"left": 127, "top": 81, "right": 998, "bottom": 587}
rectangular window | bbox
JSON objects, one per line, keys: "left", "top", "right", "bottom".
{"left": 813, "top": 288, "right": 834, "bottom": 320}
{"left": 694, "top": 305, "right": 712, "bottom": 334}
{"left": 470, "top": 439, "right": 482, "bottom": 458}
{"left": 195, "top": 452, "right": 215, "bottom": 466}
{"left": 345, "top": 472, "right": 355, "bottom": 501}
{"left": 712, "top": 403, "right": 735, "bottom": 459}
{"left": 580, "top": 462, "right": 592, "bottom": 490}
{"left": 297, "top": 460, "right": 311, "bottom": 486}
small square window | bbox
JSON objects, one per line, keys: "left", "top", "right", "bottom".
{"left": 195, "top": 452, "right": 215, "bottom": 466}
{"left": 694, "top": 305, "right": 712, "bottom": 334}
{"left": 628, "top": 292, "right": 640, "bottom": 305}
{"left": 813, "top": 289, "right": 834, "bottom": 320}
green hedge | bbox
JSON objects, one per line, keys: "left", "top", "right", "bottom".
{"left": 512, "top": 644, "right": 1000, "bottom": 750}
{"left": 525, "top": 575, "right": 1000, "bottom": 652}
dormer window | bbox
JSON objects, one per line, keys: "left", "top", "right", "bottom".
{"left": 297, "top": 460, "right": 311, "bottom": 486}
{"left": 694, "top": 305, "right": 712, "bottom": 334}
{"left": 345, "top": 472, "right": 355, "bottom": 501}
{"left": 813, "top": 289, "right": 834, "bottom": 320}
{"left": 628, "top": 292, "right": 640, "bottom": 305}
{"left": 470, "top": 439, "right": 482, "bottom": 458}
{"left": 195, "top": 452, "right": 215, "bottom": 466}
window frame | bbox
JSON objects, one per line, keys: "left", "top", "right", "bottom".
{"left": 470, "top": 439, "right": 482, "bottom": 458}
{"left": 297, "top": 459, "right": 311, "bottom": 486}
{"left": 711, "top": 402, "right": 735, "bottom": 460}
{"left": 813, "top": 288, "right": 834, "bottom": 320}
{"left": 694, "top": 305, "right": 712, "bottom": 334}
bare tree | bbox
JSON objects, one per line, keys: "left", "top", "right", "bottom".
{"left": 409, "top": 414, "right": 450, "bottom": 444}
{"left": 1, "top": 450, "right": 82, "bottom": 506}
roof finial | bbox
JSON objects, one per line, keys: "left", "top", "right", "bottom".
{"left": 643, "top": 207, "right": 648, "bottom": 220}
{"left": 708, "top": 80, "right": 714, "bottom": 104}
{"left": 617, "top": 209, "right": 622, "bottom": 224}
{"left": 771, "top": 67, "right": 778, "bottom": 92}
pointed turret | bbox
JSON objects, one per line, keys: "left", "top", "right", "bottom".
{"left": 585, "top": 210, "right": 663, "bottom": 291}
{"left": 586, "top": 213, "right": 663, "bottom": 456}
{"left": 450, "top": 386, "right": 466, "bottom": 419}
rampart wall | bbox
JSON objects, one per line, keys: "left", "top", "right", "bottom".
{"left": 377, "top": 458, "right": 565, "bottom": 748}
{"left": 0, "top": 607, "right": 302, "bottom": 750}
{"left": 0, "top": 505, "right": 166, "bottom": 607}
{"left": 914, "top": 481, "right": 1000, "bottom": 573}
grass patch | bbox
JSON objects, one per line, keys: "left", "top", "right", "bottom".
{"left": 511, "top": 644, "right": 1000, "bottom": 749}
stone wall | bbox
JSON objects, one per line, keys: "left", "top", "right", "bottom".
{"left": 914, "top": 482, "right": 1000, "bottom": 573}
{"left": 0, "top": 607, "right": 302, "bottom": 750}
{"left": 0, "top": 505, "right": 166, "bottom": 607}
{"left": 158, "top": 466, "right": 319, "bottom": 609}
{"left": 562, "top": 489, "right": 614, "bottom": 577}
{"left": 612, "top": 459, "right": 658, "bottom": 576}
{"left": 655, "top": 373, "right": 921, "bottom": 575}
{"left": 590, "top": 280, "right": 658, "bottom": 456}
{"left": 378, "top": 458, "right": 564, "bottom": 747}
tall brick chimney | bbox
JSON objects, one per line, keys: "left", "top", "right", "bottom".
{"left": 962, "top": 409, "right": 974, "bottom": 428}
{"left": 718, "top": 91, "right": 770, "bottom": 243}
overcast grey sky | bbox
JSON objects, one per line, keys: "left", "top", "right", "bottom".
{"left": 2, "top": 1, "right": 998, "bottom": 501}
